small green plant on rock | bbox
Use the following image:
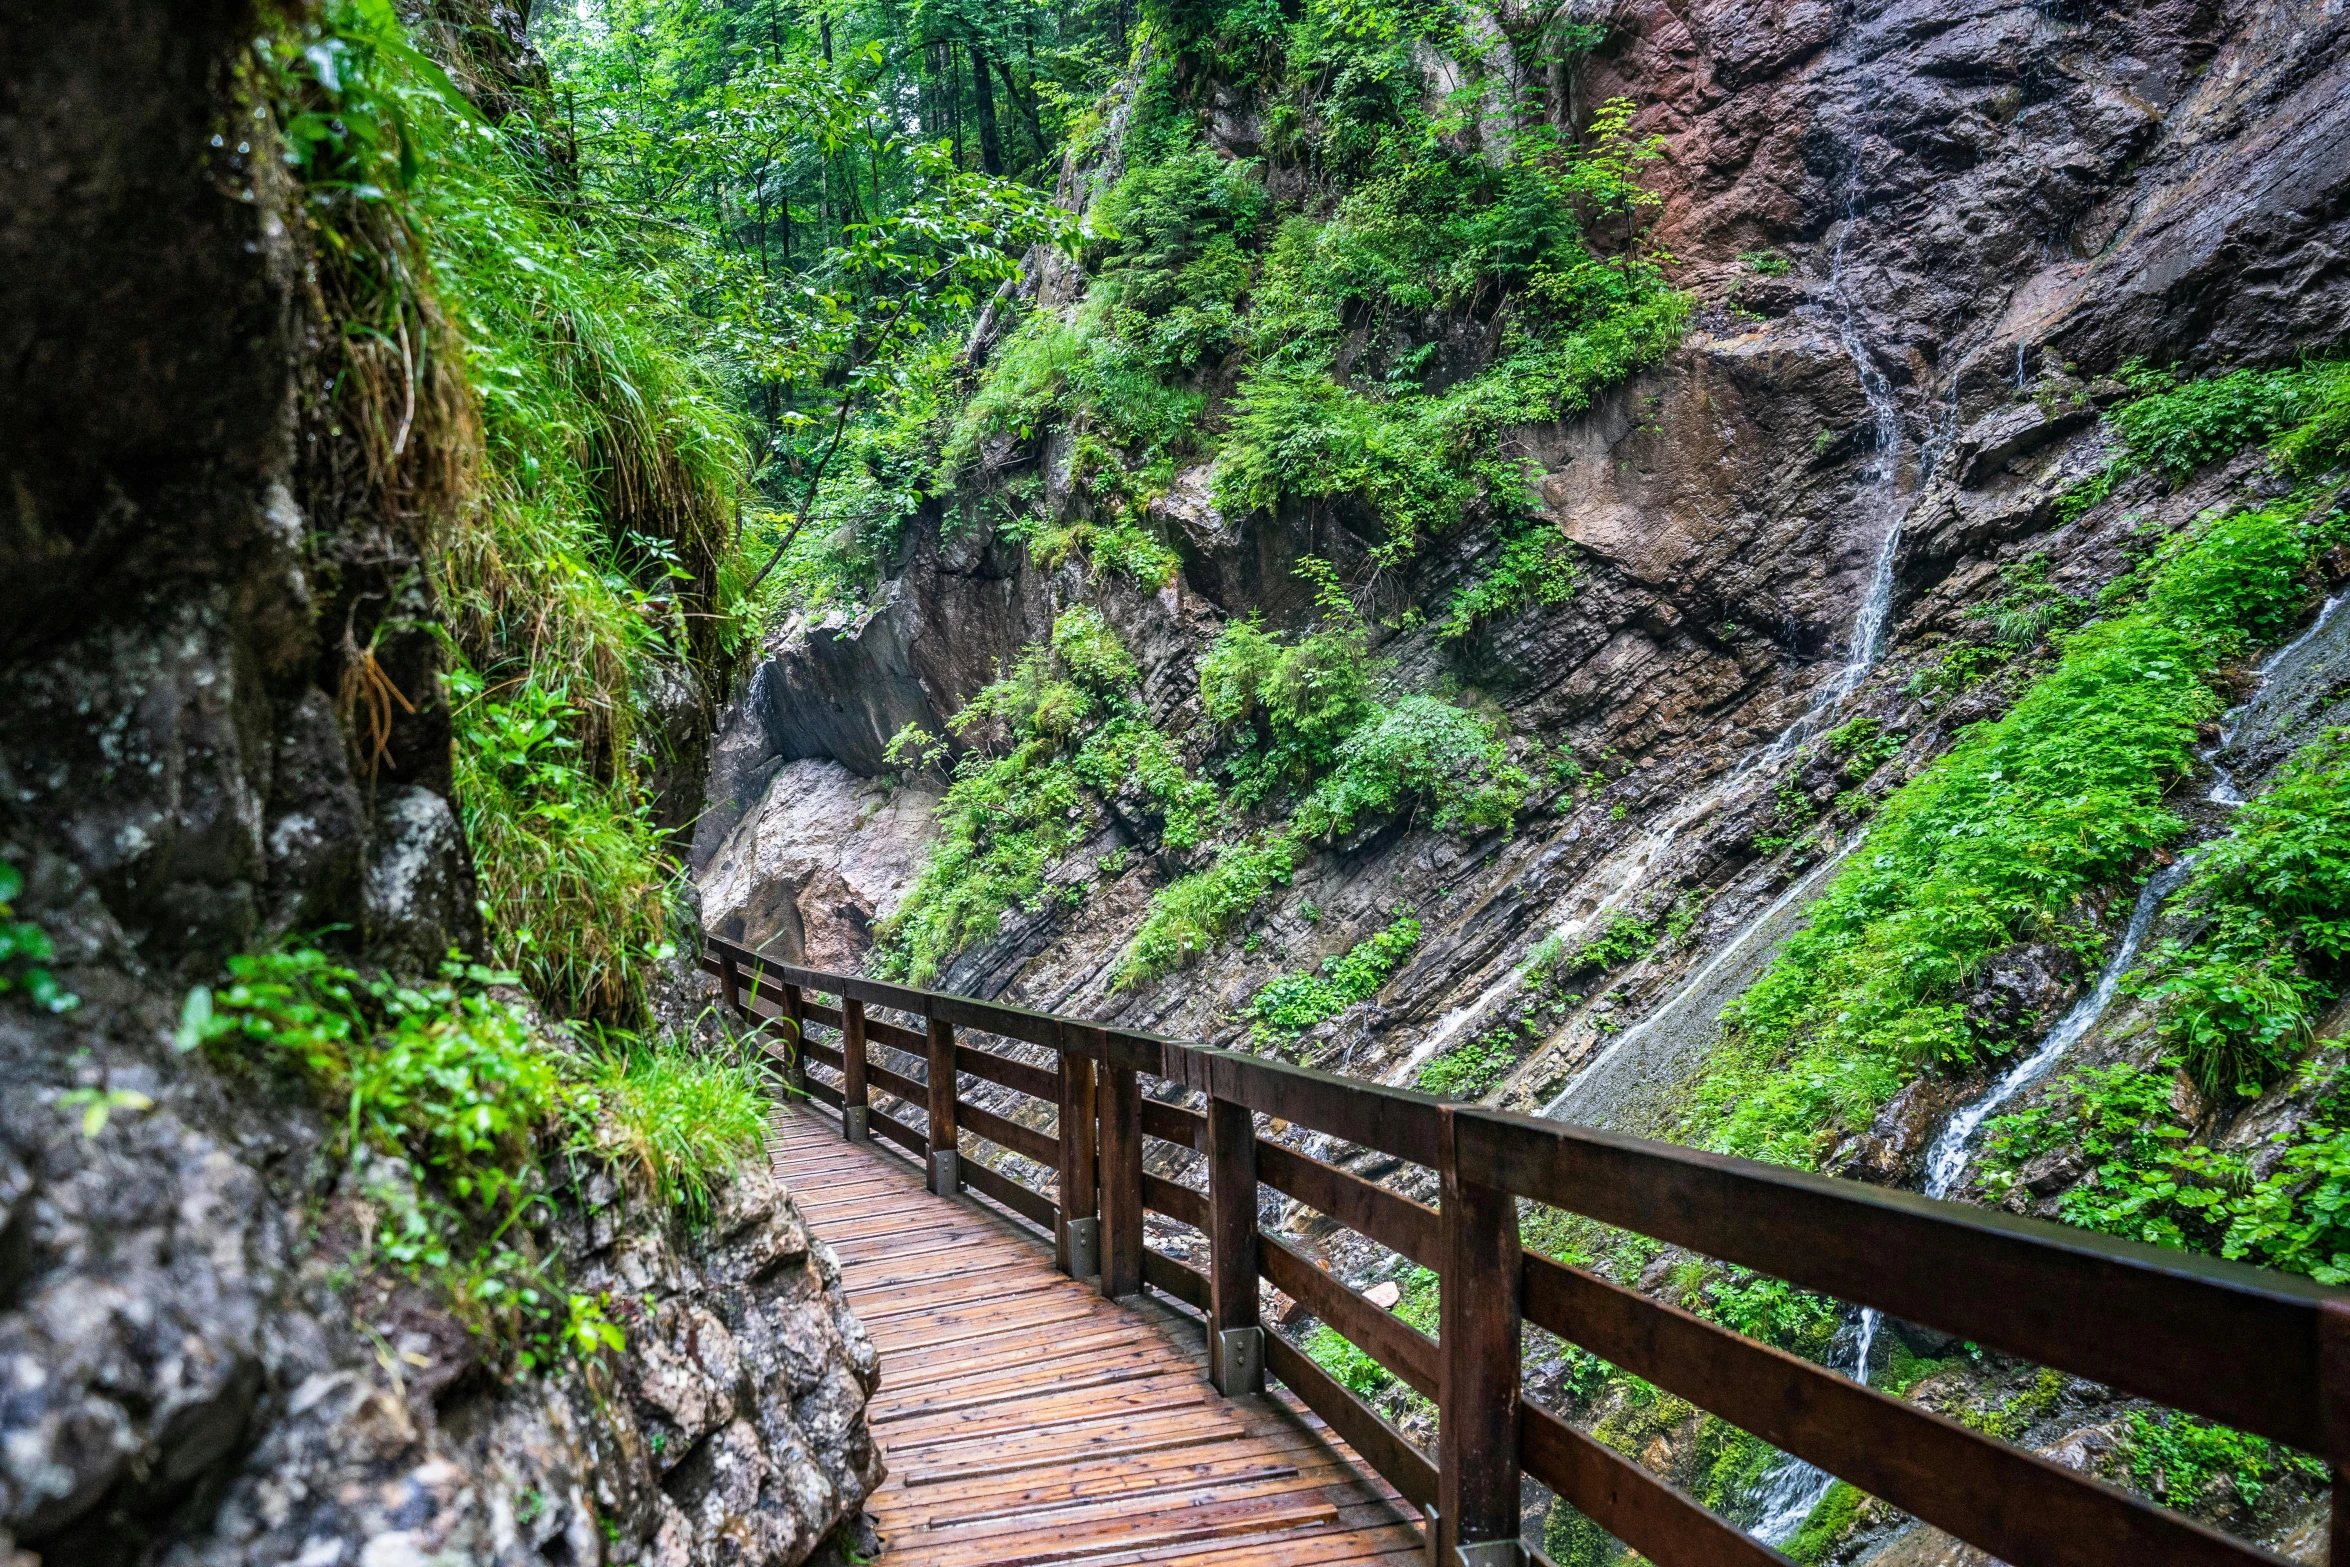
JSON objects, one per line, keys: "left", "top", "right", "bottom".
{"left": 0, "top": 860, "right": 75, "bottom": 1014}
{"left": 1243, "top": 911, "right": 1421, "bottom": 1046}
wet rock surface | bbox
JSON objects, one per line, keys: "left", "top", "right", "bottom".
{"left": 0, "top": 851, "right": 881, "bottom": 1566}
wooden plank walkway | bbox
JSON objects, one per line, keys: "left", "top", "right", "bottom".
{"left": 769, "top": 1104, "right": 1429, "bottom": 1567}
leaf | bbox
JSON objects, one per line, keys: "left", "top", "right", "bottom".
{"left": 175, "top": 985, "right": 214, "bottom": 1052}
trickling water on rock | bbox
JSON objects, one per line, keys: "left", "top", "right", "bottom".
{"left": 2205, "top": 594, "right": 2345, "bottom": 805}
{"left": 1922, "top": 856, "right": 2197, "bottom": 1199}
{"left": 1541, "top": 842, "right": 1851, "bottom": 1126}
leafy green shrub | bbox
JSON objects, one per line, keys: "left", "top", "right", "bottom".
{"left": 1824, "top": 716, "right": 1904, "bottom": 781}
{"left": 1980, "top": 1039, "right": 2350, "bottom": 1284}
{"left": 2275, "top": 359, "right": 2350, "bottom": 475}
{"left": 449, "top": 667, "right": 673, "bottom": 1022}
{"left": 1115, "top": 832, "right": 1301, "bottom": 988}
{"left": 1689, "top": 497, "right": 2342, "bottom": 1167}
{"left": 1089, "top": 142, "right": 1268, "bottom": 375}
{"left": 880, "top": 609, "right": 1221, "bottom": 984}
{"left": 0, "top": 861, "right": 75, "bottom": 1015}
{"left": 1964, "top": 554, "right": 2086, "bottom": 652}
{"left": 2139, "top": 727, "right": 2350, "bottom": 1095}
{"left": 2122, "top": 1410, "right": 2323, "bottom": 1510}
{"left": 1296, "top": 695, "right": 1531, "bottom": 840}
{"left": 1437, "top": 515, "right": 1581, "bottom": 641}
{"left": 1566, "top": 912, "right": 1659, "bottom": 973}
{"left": 2060, "top": 357, "right": 2349, "bottom": 518}
{"left": 2111, "top": 365, "right": 2322, "bottom": 482}
{"left": 1305, "top": 1321, "right": 1394, "bottom": 1397}
{"left": 191, "top": 948, "right": 593, "bottom": 1364}
{"left": 1243, "top": 912, "right": 1421, "bottom": 1044}
{"left": 1200, "top": 610, "right": 1374, "bottom": 807}
{"left": 1416, "top": 1034, "right": 1520, "bottom": 1096}
{"left": 188, "top": 946, "right": 768, "bottom": 1366}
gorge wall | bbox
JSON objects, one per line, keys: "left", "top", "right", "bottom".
{"left": 703, "top": 0, "right": 2350, "bottom": 1559}
{"left": 0, "top": 4, "right": 880, "bottom": 1563}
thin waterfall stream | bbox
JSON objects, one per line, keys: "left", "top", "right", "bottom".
{"left": 1528, "top": 197, "right": 1911, "bottom": 1118}
{"left": 1734, "top": 582, "right": 2350, "bottom": 1543}
{"left": 1748, "top": 855, "right": 2194, "bottom": 1543}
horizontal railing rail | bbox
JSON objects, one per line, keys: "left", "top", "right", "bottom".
{"left": 704, "top": 934, "right": 2349, "bottom": 1567}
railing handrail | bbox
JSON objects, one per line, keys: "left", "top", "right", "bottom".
{"left": 704, "top": 933, "right": 2348, "bottom": 1567}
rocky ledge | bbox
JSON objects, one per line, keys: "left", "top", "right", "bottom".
{"left": 0, "top": 848, "right": 881, "bottom": 1567}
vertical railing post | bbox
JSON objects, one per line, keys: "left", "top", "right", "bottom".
{"left": 717, "top": 947, "right": 744, "bottom": 1019}
{"left": 1205, "top": 1092, "right": 1262, "bottom": 1396}
{"left": 776, "top": 978, "right": 808, "bottom": 1097}
{"left": 840, "top": 997, "right": 870, "bottom": 1142}
{"left": 2322, "top": 1298, "right": 2350, "bottom": 1567}
{"left": 926, "top": 1014, "right": 960, "bottom": 1196}
{"left": 1056, "top": 1039, "right": 1099, "bottom": 1278}
{"left": 1438, "top": 1107, "right": 1524, "bottom": 1566}
{"left": 1098, "top": 1060, "right": 1143, "bottom": 1300}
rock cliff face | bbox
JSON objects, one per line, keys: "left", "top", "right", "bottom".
{"left": 0, "top": 4, "right": 878, "bottom": 1563}
{"left": 710, "top": 0, "right": 2350, "bottom": 1064}
{"left": 703, "top": 0, "right": 2349, "bottom": 1557}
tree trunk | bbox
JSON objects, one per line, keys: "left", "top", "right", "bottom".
{"left": 969, "top": 40, "right": 1005, "bottom": 177}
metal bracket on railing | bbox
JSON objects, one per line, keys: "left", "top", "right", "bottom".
{"left": 843, "top": 1105, "right": 869, "bottom": 1143}
{"left": 1211, "top": 1326, "right": 1263, "bottom": 1397}
{"left": 1064, "top": 1216, "right": 1099, "bottom": 1279}
{"left": 1452, "top": 1542, "right": 1524, "bottom": 1567}
{"left": 1421, "top": 1506, "right": 1439, "bottom": 1567}
{"left": 929, "top": 1148, "right": 961, "bottom": 1198}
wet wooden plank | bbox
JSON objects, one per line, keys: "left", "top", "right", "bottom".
{"left": 768, "top": 1103, "right": 1424, "bottom": 1566}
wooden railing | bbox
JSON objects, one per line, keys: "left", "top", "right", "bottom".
{"left": 704, "top": 934, "right": 2350, "bottom": 1567}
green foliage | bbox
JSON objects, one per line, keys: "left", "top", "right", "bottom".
{"left": 187, "top": 945, "right": 764, "bottom": 1368}
{"left": 1956, "top": 1368, "right": 2065, "bottom": 1442}
{"left": 1689, "top": 497, "right": 2343, "bottom": 1168}
{"left": 1785, "top": 1481, "right": 1865, "bottom": 1564}
{"left": 1295, "top": 695, "right": 1531, "bottom": 841}
{"left": 2122, "top": 1410, "right": 2324, "bottom": 1510}
{"left": 449, "top": 667, "right": 675, "bottom": 1022}
{"left": 1542, "top": 1505, "right": 1631, "bottom": 1567}
{"left": 879, "top": 608, "right": 1218, "bottom": 984}
{"left": 1965, "top": 554, "right": 2088, "bottom": 653}
{"left": 1824, "top": 716, "right": 1904, "bottom": 782}
{"left": 2060, "top": 357, "right": 2350, "bottom": 518}
{"left": 1200, "top": 600, "right": 1374, "bottom": 807}
{"left": 1305, "top": 1321, "right": 1395, "bottom": 1397}
{"left": 0, "top": 861, "right": 76, "bottom": 1015}
{"left": 586, "top": 1035, "right": 769, "bottom": 1221}
{"left": 1416, "top": 1032, "right": 1519, "bottom": 1097}
{"left": 941, "top": 306, "right": 1207, "bottom": 498}
{"left": 191, "top": 947, "right": 588, "bottom": 1364}
{"left": 1738, "top": 250, "right": 1791, "bottom": 277}
{"left": 1438, "top": 515, "right": 1580, "bottom": 642}
{"left": 2111, "top": 364, "right": 2324, "bottom": 482}
{"left": 1243, "top": 912, "right": 1421, "bottom": 1045}
{"left": 1114, "top": 832, "right": 1301, "bottom": 987}
{"left": 2142, "top": 728, "right": 2350, "bottom": 1096}
{"left": 1566, "top": 913, "right": 1659, "bottom": 973}
{"left": 1980, "top": 1048, "right": 2350, "bottom": 1284}
{"left": 2275, "top": 359, "right": 2350, "bottom": 475}
{"left": 1089, "top": 142, "right": 1268, "bottom": 376}
{"left": 1690, "top": 1269, "right": 1840, "bottom": 1357}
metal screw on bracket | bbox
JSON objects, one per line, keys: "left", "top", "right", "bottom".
{"left": 1211, "top": 1326, "right": 1263, "bottom": 1396}
{"left": 1064, "top": 1215, "right": 1100, "bottom": 1279}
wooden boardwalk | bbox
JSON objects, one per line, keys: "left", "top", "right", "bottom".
{"left": 769, "top": 1105, "right": 1429, "bottom": 1567}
